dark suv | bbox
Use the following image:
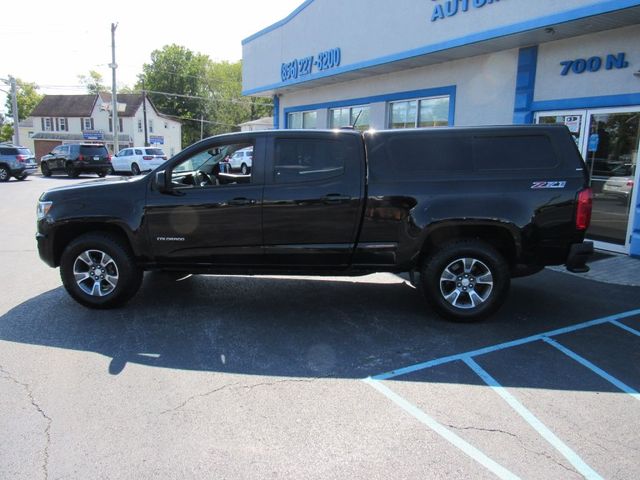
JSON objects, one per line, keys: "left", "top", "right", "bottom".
{"left": 0, "top": 143, "right": 37, "bottom": 182}
{"left": 40, "top": 144, "right": 111, "bottom": 178}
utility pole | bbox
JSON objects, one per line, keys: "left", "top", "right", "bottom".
{"left": 10, "top": 77, "right": 20, "bottom": 146}
{"left": 109, "top": 23, "right": 119, "bottom": 154}
{"left": 141, "top": 79, "right": 149, "bottom": 146}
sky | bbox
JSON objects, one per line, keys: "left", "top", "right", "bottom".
{"left": 0, "top": 0, "right": 303, "bottom": 116}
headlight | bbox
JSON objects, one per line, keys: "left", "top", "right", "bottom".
{"left": 37, "top": 201, "right": 52, "bottom": 220}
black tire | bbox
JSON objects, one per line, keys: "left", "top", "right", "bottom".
{"left": 131, "top": 163, "right": 140, "bottom": 175}
{"left": 15, "top": 173, "right": 28, "bottom": 181}
{"left": 0, "top": 165, "right": 10, "bottom": 182}
{"left": 240, "top": 163, "right": 248, "bottom": 175}
{"left": 41, "top": 162, "right": 52, "bottom": 177}
{"left": 421, "top": 240, "right": 510, "bottom": 322}
{"left": 66, "top": 163, "right": 79, "bottom": 178}
{"left": 60, "top": 233, "right": 143, "bottom": 309}
{"left": 98, "top": 171, "right": 108, "bottom": 178}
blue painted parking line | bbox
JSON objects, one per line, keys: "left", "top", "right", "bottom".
{"left": 372, "top": 309, "right": 640, "bottom": 381}
{"left": 610, "top": 320, "right": 640, "bottom": 337}
{"left": 542, "top": 337, "right": 640, "bottom": 401}
{"left": 364, "top": 377, "right": 521, "bottom": 480}
{"left": 464, "top": 357, "right": 604, "bottom": 480}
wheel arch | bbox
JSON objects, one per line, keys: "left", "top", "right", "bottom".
{"left": 52, "top": 222, "right": 135, "bottom": 267}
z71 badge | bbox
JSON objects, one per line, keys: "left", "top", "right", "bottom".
{"left": 531, "top": 181, "right": 567, "bottom": 189}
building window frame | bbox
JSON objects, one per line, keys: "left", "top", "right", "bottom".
{"left": 43, "top": 117, "right": 53, "bottom": 131}
{"left": 58, "top": 118, "right": 67, "bottom": 131}
{"left": 149, "top": 119, "right": 154, "bottom": 133}
{"left": 137, "top": 119, "right": 143, "bottom": 133}
{"left": 283, "top": 86, "right": 456, "bottom": 130}
{"left": 82, "top": 118, "right": 93, "bottom": 130}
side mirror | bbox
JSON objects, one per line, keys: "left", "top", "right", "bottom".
{"left": 155, "top": 170, "right": 168, "bottom": 193}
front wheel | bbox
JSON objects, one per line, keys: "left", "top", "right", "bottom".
{"left": 60, "top": 233, "right": 143, "bottom": 309}
{"left": 41, "top": 162, "right": 52, "bottom": 177}
{"left": 421, "top": 240, "right": 510, "bottom": 322}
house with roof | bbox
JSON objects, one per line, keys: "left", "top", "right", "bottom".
{"left": 29, "top": 93, "right": 181, "bottom": 160}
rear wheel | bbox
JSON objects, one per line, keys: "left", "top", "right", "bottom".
{"left": 0, "top": 165, "right": 10, "bottom": 182}
{"left": 131, "top": 163, "right": 140, "bottom": 175}
{"left": 421, "top": 240, "right": 510, "bottom": 322}
{"left": 16, "top": 173, "right": 28, "bottom": 181}
{"left": 66, "top": 163, "right": 79, "bottom": 178}
{"left": 41, "top": 162, "right": 52, "bottom": 177}
{"left": 60, "top": 233, "right": 143, "bottom": 309}
{"left": 97, "top": 171, "right": 108, "bottom": 178}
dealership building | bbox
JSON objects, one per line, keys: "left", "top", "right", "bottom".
{"left": 242, "top": 0, "right": 640, "bottom": 257}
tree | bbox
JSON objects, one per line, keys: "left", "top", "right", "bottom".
{"left": 138, "top": 44, "right": 211, "bottom": 146}
{"left": 78, "top": 70, "right": 109, "bottom": 94}
{"left": 0, "top": 124, "right": 13, "bottom": 142}
{"left": 4, "top": 79, "right": 44, "bottom": 121}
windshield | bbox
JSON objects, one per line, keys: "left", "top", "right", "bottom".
{"left": 80, "top": 146, "right": 108, "bottom": 156}
{"left": 145, "top": 148, "right": 165, "bottom": 156}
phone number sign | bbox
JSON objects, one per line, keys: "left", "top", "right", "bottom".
{"left": 280, "top": 47, "right": 341, "bottom": 82}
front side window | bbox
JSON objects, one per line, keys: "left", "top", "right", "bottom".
{"left": 287, "top": 111, "right": 317, "bottom": 129}
{"left": 274, "top": 138, "right": 345, "bottom": 184}
{"left": 170, "top": 142, "right": 253, "bottom": 189}
{"left": 330, "top": 106, "right": 370, "bottom": 131}
{"left": 389, "top": 96, "right": 450, "bottom": 129}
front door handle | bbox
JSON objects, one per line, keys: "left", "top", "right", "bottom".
{"left": 229, "top": 197, "right": 256, "bottom": 206}
{"left": 322, "top": 193, "right": 350, "bottom": 204}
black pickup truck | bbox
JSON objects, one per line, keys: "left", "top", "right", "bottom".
{"left": 36, "top": 126, "right": 593, "bottom": 321}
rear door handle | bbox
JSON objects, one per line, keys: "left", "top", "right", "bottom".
{"left": 322, "top": 193, "right": 350, "bottom": 204}
{"left": 229, "top": 197, "right": 256, "bottom": 206}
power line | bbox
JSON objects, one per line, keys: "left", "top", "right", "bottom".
{"left": 143, "top": 89, "right": 273, "bottom": 106}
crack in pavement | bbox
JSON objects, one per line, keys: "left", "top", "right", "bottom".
{"left": 160, "top": 378, "right": 320, "bottom": 415}
{"left": 0, "top": 365, "right": 51, "bottom": 480}
{"left": 446, "top": 422, "right": 580, "bottom": 477}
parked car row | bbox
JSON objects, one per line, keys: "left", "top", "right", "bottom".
{"left": 2, "top": 143, "right": 169, "bottom": 181}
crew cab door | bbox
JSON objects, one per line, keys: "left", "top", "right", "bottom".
{"left": 144, "top": 136, "right": 265, "bottom": 266}
{"left": 262, "top": 131, "right": 365, "bottom": 267}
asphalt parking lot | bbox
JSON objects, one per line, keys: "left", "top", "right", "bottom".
{"left": 1, "top": 174, "right": 639, "bottom": 479}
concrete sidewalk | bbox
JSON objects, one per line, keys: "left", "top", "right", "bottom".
{"left": 549, "top": 251, "right": 640, "bottom": 287}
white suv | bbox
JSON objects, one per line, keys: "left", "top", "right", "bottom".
{"left": 112, "top": 147, "right": 167, "bottom": 175}
{"left": 228, "top": 147, "right": 253, "bottom": 174}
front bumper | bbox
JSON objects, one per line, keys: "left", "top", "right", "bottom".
{"left": 36, "top": 230, "right": 56, "bottom": 267}
{"left": 566, "top": 241, "right": 594, "bottom": 273}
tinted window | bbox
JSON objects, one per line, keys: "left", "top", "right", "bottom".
{"left": 474, "top": 135, "right": 558, "bottom": 170}
{"left": 80, "top": 146, "right": 108, "bottom": 156}
{"left": 0, "top": 148, "right": 15, "bottom": 155}
{"left": 145, "top": 148, "right": 164, "bottom": 155}
{"left": 386, "top": 134, "right": 472, "bottom": 174}
{"left": 274, "top": 139, "right": 346, "bottom": 183}
{"left": 135, "top": 149, "right": 143, "bottom": 155}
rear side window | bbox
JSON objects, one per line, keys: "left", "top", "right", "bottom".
{"left": 17, "top": 148, "right": 32, "bottom": 156}
{"left": 135, "top": 149, "right": 143, "bottom": 155}
{"left": 473, "top": 135, "right": 558, "bottom": 170}
{"left": 274, "top": 139, "right": 346, "bottom": 183}
{"left": 80, "top": 146, "right": 108, "bottom": 156}
{"left": 0, "top": 148, "right": 16, "bottom": 155}
{"left": 386, "top": 134, "right": 472, "bottom": 174}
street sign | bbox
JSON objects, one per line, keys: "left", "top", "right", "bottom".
{"left": 588, "top": 133, "right": 599, "bottom": 152}
{"left": 83, "top": 130, "right": 104, "bottom": 140}
{"left": 149, "top": 135, "right": 164, "bottom": 145}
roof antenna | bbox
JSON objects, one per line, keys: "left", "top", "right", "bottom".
{"left": 351, "top": 109, "right": 363, "bottom": 129}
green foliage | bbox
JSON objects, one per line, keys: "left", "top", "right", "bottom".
{"left": 0, "top": 123, "right": 13, "bottom": 142}
{"left": 4, "top": 79, "right": 44, "bottom": 121}
{"left": 138, "top": 45, "right": 272, "bottom": 147}
{"left": 78, "top": 70, "right": 109, "bottom": 94}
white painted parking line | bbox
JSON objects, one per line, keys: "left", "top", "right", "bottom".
{"left": 464, "top": 357, "right": 604, "bottom": 480}
{"left": 542, "top": 337, "right": 640, "bottom": 401}
{"left": 610, "top": 320, "right": 640, "bottom": 337}
{"left": 363, "top": 377, "right": 521, "bottom": 480}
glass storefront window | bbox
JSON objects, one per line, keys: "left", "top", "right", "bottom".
{"left": 287, "top": 111, "right": 317, "bottom": 129}
{"left": 330, "top": 105, "right": 370, "bottom": 130}
{"left": 390, "top": 96, "right": 449, "bottom": 129}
